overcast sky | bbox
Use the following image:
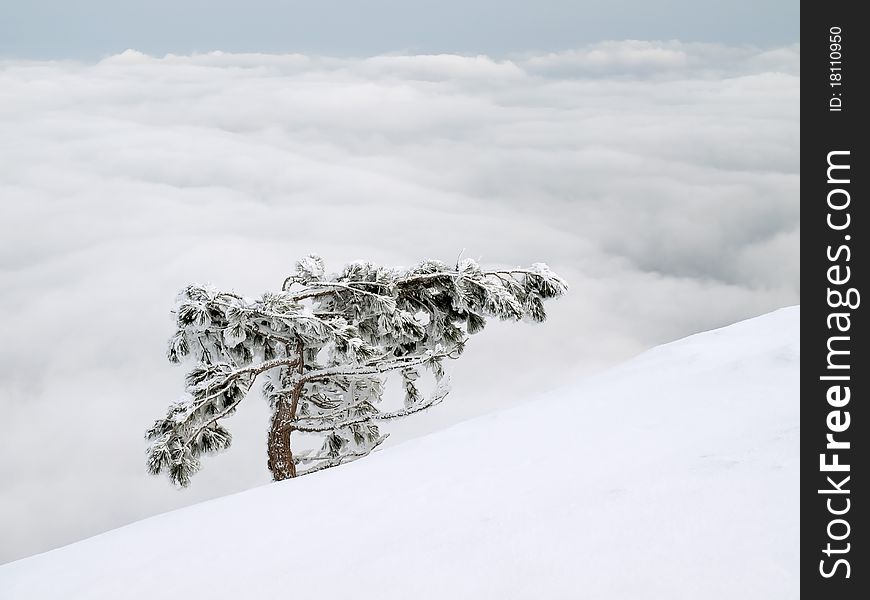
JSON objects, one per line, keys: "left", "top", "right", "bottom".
{"left": 1, "top": 0, "right": 798, "bottom": 59}
{"left": 0, "top": 3, "right": 798, "bottom": 565}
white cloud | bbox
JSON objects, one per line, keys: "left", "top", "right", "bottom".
{"left": 0, "top": 41, "right": 799, "bottom": 563}
{"left": 521, "top": 40, "right": 691, "bottom": 74}
{"left": 519, "top": 40, "right": 800, "bottom": 78}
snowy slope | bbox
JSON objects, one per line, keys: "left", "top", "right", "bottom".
{"left": 0, "top": 307, "right": 799, "bottom": 599}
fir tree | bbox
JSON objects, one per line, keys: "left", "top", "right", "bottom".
{"left": 146, "top": 255, "right": 567, "bottom": 487}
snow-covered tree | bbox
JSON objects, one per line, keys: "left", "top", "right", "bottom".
{"left": 146, "top": 255, "right": 567, "bottom": 487}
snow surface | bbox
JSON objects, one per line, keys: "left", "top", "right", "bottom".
{"left": 0, "top": 307, "right": 799, "bottom": 599}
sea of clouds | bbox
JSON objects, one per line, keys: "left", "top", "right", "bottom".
{"left": 0, "top": 40, "right": 799, "bottom": 563}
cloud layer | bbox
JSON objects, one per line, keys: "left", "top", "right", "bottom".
{"left": 0, "top": 41, "right": 799, "bottom": 563}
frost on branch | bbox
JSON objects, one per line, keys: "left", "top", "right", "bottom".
{"left": 146, "top": 255, "right": 568, "bottom": 487}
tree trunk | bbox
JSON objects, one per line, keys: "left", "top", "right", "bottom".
{"left": 267, "top": 400, "right": 297, "bottom": 481}
{"left": 267, "top": 339, "right": 305, "bottom": 481}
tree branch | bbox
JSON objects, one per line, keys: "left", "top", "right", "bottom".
{"left": 207, "top": 299, "right": 336, "bottom": 332}
{"left": 288, "top": 338, "right": 305, "bottom": 420}
{"left": 300, "top": 351, "right": 453, "bottom": 382}
{"left": 371, "top": 396, "right": 445, "bottom": 421}
{"left": 186, "top": 399, "right": 242, "bottom": 446}
{"left": 291, "top": 396, "right": 372, "bottom": 427}
{"left": 295, "top": 434, "right": 390, "bottom": 474}
{"left": 287, "top": 392, "right": 443, "bottom": 432}
{"left": 181, "top": 355, "right": 301, "bottom": 447}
